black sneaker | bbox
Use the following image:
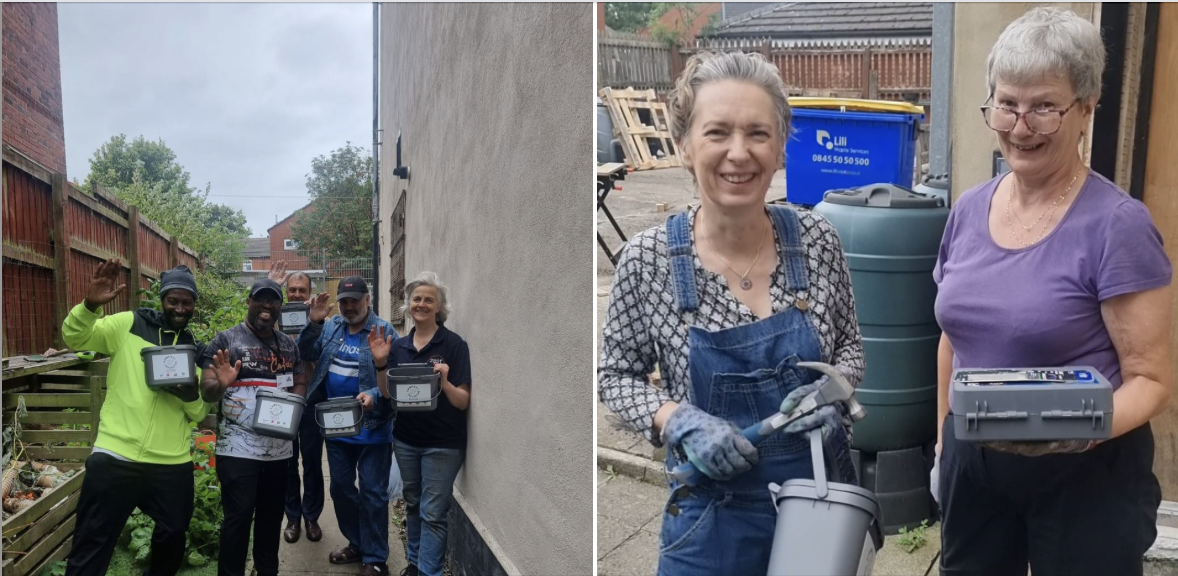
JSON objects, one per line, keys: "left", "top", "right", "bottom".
{"left": 398, "top": 565, "right": 419, "bottom": 576}
{"left": 359, "top": 563, "right": 390, "bottom": 576}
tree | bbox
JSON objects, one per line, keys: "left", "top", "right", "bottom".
{"left": 288, "top": 144, "right": 373, "bottom": 259}
{"left": 647, "top": 3, "right": 720, "bottom": 45}
{"left": 82, "top": 134, "right": 249, "bottom": 271}
{"left": 605, "top": 3, "right": 655, "bottom": 32}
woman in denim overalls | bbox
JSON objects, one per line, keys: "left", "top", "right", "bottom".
{"left": 599, "top": 51, "right": 865, "bottom": 576}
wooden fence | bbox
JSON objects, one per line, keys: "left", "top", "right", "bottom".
{"left": 597, "top": 30, "right": 675, "bottom": 92}
{"left": 596, "top": 33, "right": 932, "bottom": 106}
{"left": 2, "top": 145, "right": 201, "bottom": 355}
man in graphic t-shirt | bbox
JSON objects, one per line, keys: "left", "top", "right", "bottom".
{"left": 201, "top": 278, "right": 307, "bottom": 576}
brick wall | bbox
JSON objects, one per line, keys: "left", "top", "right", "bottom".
{"left": 268, "top": 203, "right": 315, "bottom": 269}
{"left": 2, "top": 3, "right": 66, "bottom": 174}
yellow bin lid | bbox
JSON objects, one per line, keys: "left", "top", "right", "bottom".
{"left": 787, "top": 97, "right": 924, "bottom": 115}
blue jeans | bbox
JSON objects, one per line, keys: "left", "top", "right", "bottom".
{"left": 394, "top": 440, "right": 465, "bottom": 576}
{"left": 325, "top": 440, "right": 391, "bottom": 565}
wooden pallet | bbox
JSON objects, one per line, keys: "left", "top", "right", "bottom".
{"left": 599, "top": 87, "right": 682, "bottom": 171}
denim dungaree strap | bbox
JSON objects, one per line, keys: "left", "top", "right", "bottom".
{"left": 657, "top": 205, "right": 856, "bottom": 576}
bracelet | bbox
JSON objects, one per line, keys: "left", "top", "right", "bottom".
{"left": 375, "top": 363, "right": 387, "bottom": 371}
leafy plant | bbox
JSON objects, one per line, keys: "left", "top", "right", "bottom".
{"left": 897, "top": 519, "right": 930, "bottom": 553}
{"left": 118, "top": 430, "right": 222, "bottom": 567}
{"left": 38, "top": 560, "right": 67, "bottom": 576}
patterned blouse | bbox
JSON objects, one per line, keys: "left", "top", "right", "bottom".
{"left": 598, "top": 204, "right": 865, "bottom": 445}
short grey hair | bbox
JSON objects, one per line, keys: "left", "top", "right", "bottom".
{"left": 986, "top": 7, "right": 1106, "bottom": 102}
{"left": 286, "top": 272, "right": 311, "bottom": 286}
{"left": 667, "top": 50, "right": 792, "bottom": 145}
{"left": 402, "top": 271, "right": 451, "bottom": 324}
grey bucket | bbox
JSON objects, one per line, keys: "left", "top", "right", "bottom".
{"left": 766, "top": 430, "right": 884, "bottom": 576}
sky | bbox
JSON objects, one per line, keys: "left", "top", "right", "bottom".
{"left": 58, "top": 3, "right": 373, "bottom": 237}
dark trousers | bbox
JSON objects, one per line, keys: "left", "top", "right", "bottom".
{"left": 940, "top": 415, "right": 1161, "bottom": 576}
{"left": 65, "top": 452, "right": 194, "bottom": 576}
{"left": 217, "top": 455, "right": 289, "bottom": 576}
{"left": 285, "top": 387, "right": 325, "bottom": 523}
{"left": 326, "top": 440, "right": 392, "bottom": 565}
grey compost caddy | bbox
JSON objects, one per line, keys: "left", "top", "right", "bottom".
{"left": 251, "top": 387, "right": 306, "bottom": 440}
{"left": 387, "top": 364, "right": 442, "bottom": 412}
{"left": 767, "top": 429, "right": 884, "bottom": 576}
{"left": 279, "top": 303, "right": 310, "bottom": 335}
{"left": 316, "top": 397, "right": 365, "bottom": 439}
{"left": 141, "top": 345, "right": 199, "bottom": 389}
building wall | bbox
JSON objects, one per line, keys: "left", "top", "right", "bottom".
{"left": 949, "top": 2, "right": 1097, "bottom": 200}
{"left": 268, "top": 204, "right": 314, "bottom": 270}
{"left": 2, "top": 2, "right": 66, "bottom": 173}
{"left": 378, "top": 4, "right": 592, "bottom": 575}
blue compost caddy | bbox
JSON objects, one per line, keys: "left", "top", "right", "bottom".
{"left": 785, "top": 98, "right": 925, "bottom": 206}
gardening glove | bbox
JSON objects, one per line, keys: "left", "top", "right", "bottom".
{"left": 779, "top": 376, "right": 846, "bottom": 442}
{"left": 663, "top": 403, "right": 759, "bottom": 481}
{"left": 980, "top": 439, "right": 1095, "bottom": 457}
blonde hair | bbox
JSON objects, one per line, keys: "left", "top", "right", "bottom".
{"left": 667, "top": 50, "right": 792, "bottom": 145}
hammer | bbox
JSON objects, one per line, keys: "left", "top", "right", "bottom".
{"left": 670, "top": 361, "right": 865, "bottom": 486}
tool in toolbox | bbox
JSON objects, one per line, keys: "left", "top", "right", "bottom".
{"left": 951, "top": 366, "right": 1113, "bottom": 442}
{"left": 670, "top": 362, "right": 866, "bottom": 486}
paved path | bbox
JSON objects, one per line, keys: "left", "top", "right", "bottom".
{"left": 251, "top": 450, "right": 408, "bottom": 575}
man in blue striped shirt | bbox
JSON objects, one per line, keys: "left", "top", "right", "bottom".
{"left": 298, "top": 276, "right": 397, "bottom": 576}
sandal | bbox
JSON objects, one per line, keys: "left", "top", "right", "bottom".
{"left": 329, "top": 545, "right": 362, "bottom": 565}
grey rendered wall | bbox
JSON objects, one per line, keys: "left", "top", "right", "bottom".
{"left": 378, "top": 4, "right": 593, "bottom": 575}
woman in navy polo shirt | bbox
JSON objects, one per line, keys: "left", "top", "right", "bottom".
{"left": 383, "top": 272, "right": 471, "bottom": 576}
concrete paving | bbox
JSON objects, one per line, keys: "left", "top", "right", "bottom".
{"left": 251, "top": 450, "right": 408, "bottom": 576}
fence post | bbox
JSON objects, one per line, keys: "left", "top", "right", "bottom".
{"left": 127, "top": 206, "right": 141, "bottom": 300}
{"left": 51, "top": 174, "right": 71, "bottom": 349}
{"left": 861, "top": 47, "right": 874, "bottom": 99}
{"left": 168, "top": 235, "right": 179, "bottom": 269}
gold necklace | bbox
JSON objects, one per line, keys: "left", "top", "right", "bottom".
{"left": 700, "top": 210, "right": 766, "bottom": 291}
{"left": 1005, "top": 168, "right": 1083, "bottom": 247}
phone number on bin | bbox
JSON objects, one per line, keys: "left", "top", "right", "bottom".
{"left": 812, "top": 154, "right": 870, "bottom": 166}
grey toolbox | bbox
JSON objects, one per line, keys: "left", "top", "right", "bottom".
{"left": 951, "top": 367, "right": 1113, "bottom": 442}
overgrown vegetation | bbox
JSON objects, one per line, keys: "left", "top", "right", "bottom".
{"left": 81, "top": 134, "right": 250, "bottom": 272}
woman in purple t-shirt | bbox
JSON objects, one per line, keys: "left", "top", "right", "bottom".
{"left": 933, "top": 8, "right": 1172, "bottom": 576}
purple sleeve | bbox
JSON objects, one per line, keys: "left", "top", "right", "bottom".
{"left": 1097, "top": 200, "right": 1173, "bottom": 301}
{"left": 933, "top": 203, "right": 959, "bottom": 285}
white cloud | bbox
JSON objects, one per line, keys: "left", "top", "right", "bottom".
{"left": 59, "top": 3, "right": 372, "bottom": 236}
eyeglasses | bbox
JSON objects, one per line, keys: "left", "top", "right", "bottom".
{"left": 980, "top": 99, "right": 1080, "bottom": 135}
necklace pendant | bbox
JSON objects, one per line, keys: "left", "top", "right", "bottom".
{"left": 739, "top": 277, "right": 753, "bottom": 290}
